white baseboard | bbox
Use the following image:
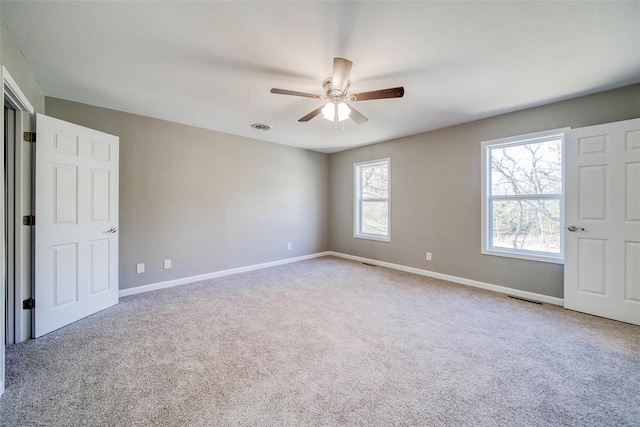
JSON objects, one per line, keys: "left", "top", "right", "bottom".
{"left": 327, "top": 251, "right": 564, "bottom": 306}
{"left": 119, "top": 252, "right": 332, "bottom": 297}
{"left": 119, "top": 250, "right": 563, "bottom": 306}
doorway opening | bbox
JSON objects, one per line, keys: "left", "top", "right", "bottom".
{"left": 5, "top": 103, "right": 16, "bottom": 345}
{"left": 3, "top": 67, "right": 34, "bottom": 348}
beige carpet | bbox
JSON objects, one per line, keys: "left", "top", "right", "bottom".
{"left": 1, "top": 257, "right": 639, "bottom": 426}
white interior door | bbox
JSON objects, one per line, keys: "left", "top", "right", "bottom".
{"left": 564, "top": 118, "right": 640, "bottom": 325}
{"left": 35, "top": 113, "right": 119, "bottom": 337}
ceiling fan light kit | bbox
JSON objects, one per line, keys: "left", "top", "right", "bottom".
{"left": 322, "top": 102, "right": 351, "bottom": 122}
{"left": 270, "top": 57, "right": 405, "bottom": 126}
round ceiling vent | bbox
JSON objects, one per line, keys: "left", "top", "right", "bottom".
{"left": 251, "top": 123, "right": 272, "bottom": 131}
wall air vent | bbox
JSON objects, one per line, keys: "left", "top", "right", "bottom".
{"left": 251, "top": 123, "right": 272, "bottom": 131}
{"left": 508, "top": 295, "right": 542, "bottom": 305}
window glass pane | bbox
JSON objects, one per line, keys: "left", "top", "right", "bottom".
{"left": 490, "top": 139, "right": 562, "bottom": 196}
{"left": 360, "top": 164, "right": 388, "bottom": 199}
{"left": 361, "top": 201, "right": 388, "bottom": 236}
{"left": 491, "top": 198, "right": 560, "bottom": 253}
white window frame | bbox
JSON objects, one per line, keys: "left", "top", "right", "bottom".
{"left": 354, "top": 158, "right": 391, "bottom": 242}
{"left": 481, "top": 128, "right": 569, "bottom": 264}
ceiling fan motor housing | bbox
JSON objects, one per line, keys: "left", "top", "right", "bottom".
{"left": 323, "top": 77, "right": 350, "bottom": 102}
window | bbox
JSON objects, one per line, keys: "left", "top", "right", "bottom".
{"left": 354, "top": 158, "right": 390, "bottom": 241}
{"left": 481, "top": 129, "right": 567, "bottom": 263}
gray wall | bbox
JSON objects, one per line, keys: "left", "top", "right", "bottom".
{"left": 329, "top": 84, "right": 640, "bottom": 298}
{"left": 46, "top": 97, "right": 330, "bottom": 290}
{"left": 38, "top": 84, "right": 640, "bottom": 297}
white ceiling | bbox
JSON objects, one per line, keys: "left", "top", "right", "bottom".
{"left": 2, "top": 1, "right": 639, "bottom": 153}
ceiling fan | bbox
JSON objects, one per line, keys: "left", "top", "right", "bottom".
{"left": 271, "top": 58, "right": 405, "bottom": 125}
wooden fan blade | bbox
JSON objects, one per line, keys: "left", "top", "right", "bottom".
{"left": 352, "top": 86, "right": 404, "bottom": 101}
{"left": 332, "top": 58, "right": 353, "bottom": 93}
{"left": 347, "top": 104, "right": 368, "bottom": 125}
{"left": 298, "top": 105, "right": 325, "bottom": 122}
{"left": 271, "top": 88, "right": 322, "bottom": 99}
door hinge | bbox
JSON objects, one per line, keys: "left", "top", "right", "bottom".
{"left": 23, "top": 215, "right": 35, "bottom": 226}
{"left": 23, "top": 131, "right": 36, "bottom": 143}
{"left": 23, "top": 298, "right": 35, "bottom": 310}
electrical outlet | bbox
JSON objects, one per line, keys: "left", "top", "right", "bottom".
{"left": 136, "top": 263, "right": 145, "bottom": 274}
{"left": 164, "top": 259, "right": 171, "bottom": 269}
{"left": 426, "top": 252, "right": 432, "bottom": 261}
{"left": 287, "top": 243, "right": 292, "bottom": 250}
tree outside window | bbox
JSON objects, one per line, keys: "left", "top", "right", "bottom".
{"left": 355, "top": 159, "right": 390, "bottom": 241}
{"left": 482, "top": 130, "right": 566, "bottom": 263}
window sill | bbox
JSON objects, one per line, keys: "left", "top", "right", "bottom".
{"left": 354, "top": 234, "right": 391, "bottom": 243}
{"left": 481, "top": 248, "right": 564, "bottom": 264}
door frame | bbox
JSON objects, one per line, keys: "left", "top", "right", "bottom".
{"left": 1, "top": 66, "right": 34, "bottom": 396}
